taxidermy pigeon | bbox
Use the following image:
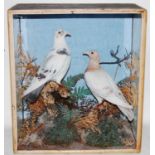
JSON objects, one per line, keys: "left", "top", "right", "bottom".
{"left": 23, "top": 29, "right": 71, "bottom": 98}
{"left": 83, "top": 51, "right": 134, "bottom": 121}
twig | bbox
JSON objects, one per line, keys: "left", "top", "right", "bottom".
{"left": 99, "top": 45, "right": 132, "bottom": 65}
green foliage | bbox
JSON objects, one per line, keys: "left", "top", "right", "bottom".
{"left": 45, "top": 105, "right": 78, "bottom": 145}
{"left": 86, "top": 118, "right": 123, "bottom": 147}
{"left": 62, "top": 73, "right": 84, "bottom": 90}
{"left": 63, "top": 74, "right": 92, "bottom": 102}
{"left": 71, "top": 86, "right": 91, "bottom": 100}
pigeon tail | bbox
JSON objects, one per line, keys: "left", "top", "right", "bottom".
{"left": 118, "top": 106, "right": 134, "bottom": 121}
{"left": 24, "top": 86, "right": 42, "bottom": 102}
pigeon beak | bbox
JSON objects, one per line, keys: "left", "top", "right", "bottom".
{"left": 83, "top": 52, "right": 89, "bottom": 56}
{"left": 65, "top": 33, "right": 71, "bottom": 37}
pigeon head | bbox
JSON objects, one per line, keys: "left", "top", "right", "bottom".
{"left": 54, "top": 29, "right": 71, "bottom": 52}
{"left": 83, "top": 51, "right": 101, "bottom": 71}
{"left": 55, "top": 29, "right": 71, "bottom": 38}
{"left": 83, "top": 51, "right": 100, "bottom": 62}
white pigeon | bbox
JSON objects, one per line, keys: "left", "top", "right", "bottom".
{"left": 23, "top": 29, "right": 71, "bottom": 97}
{"left": 83, "top": 51, "right": 134, "bottom": 121}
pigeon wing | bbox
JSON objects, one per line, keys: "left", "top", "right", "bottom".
{"left": 23, "top": 53, "right": 68, "bottom": 97}
{"left": 85, "top": 69, "right": 133, "bottom": 109}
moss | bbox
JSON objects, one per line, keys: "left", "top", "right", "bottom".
{"left": 45, "top": 106, "right": 78, "bottom": 145}
{"left": 86, "top": 118, "right": 123, "bottom": 148}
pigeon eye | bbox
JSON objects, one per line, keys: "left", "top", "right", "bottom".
{"left": 91, "top": 52, "right": 94, "bottom": 54}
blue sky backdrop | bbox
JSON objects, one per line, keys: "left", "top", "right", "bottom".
{"left": 13, "top": 14, "right": 141, "bottom": 83}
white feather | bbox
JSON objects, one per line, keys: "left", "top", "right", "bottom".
{"left": 23, "top": 30, "right": 71, "bottom": 97}
{"left": 84, "top": 68, "right": 134, "bottom": 121}
{"left": 24, "top": 53, "right": 71, "bottom": 96}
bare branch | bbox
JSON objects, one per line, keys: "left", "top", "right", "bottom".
{"left": 99, "top": 45, "right": 132, "bottom": 65}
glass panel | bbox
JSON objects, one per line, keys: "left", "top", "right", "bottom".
{"left": 13, "top": 14, "right": 142, "bottom": 150}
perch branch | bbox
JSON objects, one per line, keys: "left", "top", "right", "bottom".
{"left": 99, "top": 45, "right": 132, "bottom": 65}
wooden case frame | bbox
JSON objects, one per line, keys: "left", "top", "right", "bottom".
{"left": 8, "top": 3, "right": 147, "bottom": 154}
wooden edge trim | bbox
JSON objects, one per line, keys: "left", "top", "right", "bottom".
{"left": 8, "top": 8, "right": 144, "bottom": 15}
{"left": 8, "top": 9, "right": 18, "bottom": 153}
{"left": 136, "top": 10, "right": 147, "bottom": 151}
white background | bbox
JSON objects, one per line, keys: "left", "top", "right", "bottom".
{"left": 4, "top": 0, "right": 150, "bottom": 155}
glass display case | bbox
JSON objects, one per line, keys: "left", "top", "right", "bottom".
{"left": 8, "top": 3, "right": 147, "bottom": 153}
